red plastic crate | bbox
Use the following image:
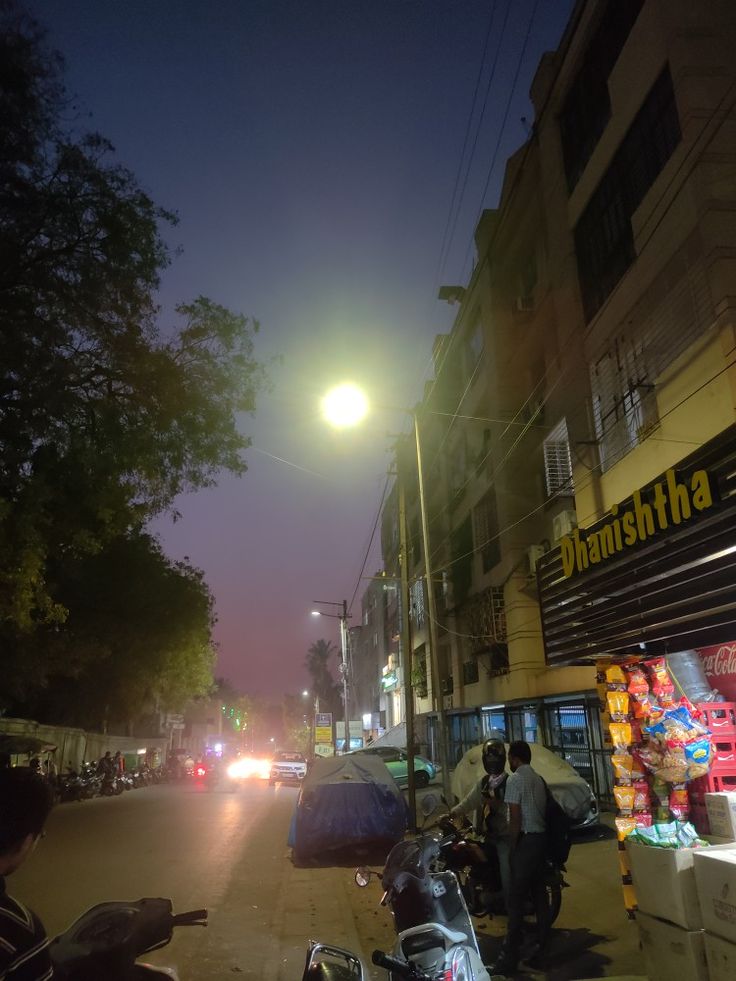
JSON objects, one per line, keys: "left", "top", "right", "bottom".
{"left": 712, "top": 737, "right": 736, "bottom": 771}
{"left": 707, "top": 771, "right": 736, "bottom": 794}
{"left": 696, "top": 702, "right": 736, "bottom": 736}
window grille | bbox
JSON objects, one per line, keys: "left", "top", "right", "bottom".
{"left": 410, "top": 579, "right": 425, "bottom": 627}
{"left": 462, "top": 660, "right": 479, "bottom": 686}
{"left": 543, "top": 419, "right": 574, "bottom": 496}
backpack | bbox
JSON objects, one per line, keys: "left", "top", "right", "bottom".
{"left": 542, "top": 779, "right": 573, "bottom": 866}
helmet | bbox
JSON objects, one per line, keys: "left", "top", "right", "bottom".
{"left": 481, "top": 739, "right": 506, "bottom": 776}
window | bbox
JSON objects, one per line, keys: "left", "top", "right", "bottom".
{"left": 560, "top": 0, "right": 644, "bottom": 190}
{"left": 575, "top": 66, "right": 681, "bottom": 321}
{"left": 462, "top": 660, "right": 479, "bottom": 686}
{"left": 543, "top": 419, "right": 574, "bottom": 496}
{"left": 410, "top": 579, "right": 425, "bottom": 627}
{"left": 473, "top": 488, "right": 500, "bottom": 574}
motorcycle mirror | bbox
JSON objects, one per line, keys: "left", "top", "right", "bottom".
{"left": 303, "top": 942, "right": 365, "bottom": 981}
{"left": 419, "top": 793, "right": 439, "bottom": 818}
{"left": 354, "top": 867, "right": 372, "bottom": 888}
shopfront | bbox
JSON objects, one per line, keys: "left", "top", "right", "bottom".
{"left": 537, "top": 425, "right": 736, "bottom": 670}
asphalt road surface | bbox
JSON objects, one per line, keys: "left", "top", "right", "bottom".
{"left": 11, "top": 778, "right": 641, "bottom": 981}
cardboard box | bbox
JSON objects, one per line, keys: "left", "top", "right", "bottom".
{"left": 705, "top": 792, "right": 736, "bottom": 840}
{"left": 705, "top": 931, "right": 736, "bottom": 981}
{"left": 693, "top": 848, "right": 736, "bottom": 944}
{"left": 636, "top": 911, "right": 707, "bottom": 981}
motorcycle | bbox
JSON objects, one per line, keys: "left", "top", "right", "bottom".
{"left": 304, "top": 941, "right": 446, "bottom": 981}
{"left": 50, "top": 897, "right": 207, "bottom": 980}
{"left": 355, "top": 830, "right": 491, "bottom": 981}
{"left": 436, "top": 816, "right": 567, "bottom": 926}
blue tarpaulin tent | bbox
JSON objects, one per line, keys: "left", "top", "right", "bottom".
{"left": 290, "top": 753, "right": 408, "bottom": 863}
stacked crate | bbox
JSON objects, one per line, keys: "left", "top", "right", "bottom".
{"left": 689, "top": 703, "right": 736, "bottom": 836}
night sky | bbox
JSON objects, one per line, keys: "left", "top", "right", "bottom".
{"left": 28, "top": 0, "right": 573, "bottom": 698}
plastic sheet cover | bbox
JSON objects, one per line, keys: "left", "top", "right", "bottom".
{"left": 291, "top": 754, "right": 408, "bottom": 861}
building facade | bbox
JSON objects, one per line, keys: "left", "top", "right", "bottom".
{"left": 356, "top": 0, "right": 736, "bottom": 801}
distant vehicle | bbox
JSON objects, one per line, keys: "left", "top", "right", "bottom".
{"left": 452, "top": 741, "right": 599, "bottom": 830}
{"left": 348, "top": 745, "right": 436, "bottom": 788}
{"left": 269, "top": 751, "right": 308, "bottom": 786}
{"left": 226, "top": 755, "right": 271, "bottom": 780}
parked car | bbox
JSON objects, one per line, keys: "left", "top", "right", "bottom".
{"left": 269, "top": 751, "right": 308, "bottom": 786}
{"left": 451, "top": 741, "right": 599, "bottom": 830}
{"left": 347, "top": 745, "right": 436, "bottom": 788}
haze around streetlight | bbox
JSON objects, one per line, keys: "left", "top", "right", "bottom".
{"left": 321, "top": 383, "right": 369, "bottom": 429}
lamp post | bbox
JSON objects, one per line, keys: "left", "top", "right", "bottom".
{"left": 311, "top": 600, "right": 350, "bottom": 754}
{"left": 321, "top": 385, "right": 453, "bottom": 803}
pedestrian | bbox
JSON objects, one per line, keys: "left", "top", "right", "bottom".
{"left": 490, "top": 740, "right": 548, "bottom": 976}
{"left": 450, "top": 739, "right": 511, "bottom": 906}
{"left": 0, "top": 766, "right": 55, "bottom": 980}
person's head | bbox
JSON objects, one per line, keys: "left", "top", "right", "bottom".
{"left": 0, "top": 768, "right": 54, "bottom": 875}
{"left": 508, "top": 740, "right": 532, "bottom": 772}
{"left": 481, "top": 739, "right": 507, "bottom": 777}
{"left": 104, "top": 751, "right": 111, "bottom": 758}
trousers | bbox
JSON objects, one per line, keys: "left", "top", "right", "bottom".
{"left": 504, "top": 831, "right": 548, "bottom": 959}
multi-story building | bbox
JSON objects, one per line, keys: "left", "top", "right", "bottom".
{"left": 369, "top": 0, "right": 736, "bottom": 801}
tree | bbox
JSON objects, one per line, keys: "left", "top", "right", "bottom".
{"left": 0, "top": 3, "right": 271, "bottom": 700}
{"left": 8, "top": 532, "right": 216, "bottom": 731}
{"left": 305, "top": 639, "right": 341, "bottom": 714}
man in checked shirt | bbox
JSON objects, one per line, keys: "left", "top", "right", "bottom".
{"left": 0, "top": 767, "right": 54, "bottom": 980}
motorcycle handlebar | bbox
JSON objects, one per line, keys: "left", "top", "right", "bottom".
{"left": 371, "top": 950, "right": 430, "bottom": 980}
{"left": 172, "top": 908, "right": 208, "bottom": 927}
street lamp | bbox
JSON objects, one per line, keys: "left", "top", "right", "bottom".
{"left": 311, "top": 600, "right": 350, "bottom": 755}
{"left": 321, "top": 385, "right": 453, "bottom": 806}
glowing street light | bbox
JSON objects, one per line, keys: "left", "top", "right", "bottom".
{"left": 321, "top": 383, "right": 368, "bottom": 428}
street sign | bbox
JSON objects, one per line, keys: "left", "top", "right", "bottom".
{"left": 315, "top": 712, "right": 332, "bottom": 727}
{"left": 314, "top": 743, "right": 334, "bottom": 758}
{"left": 315, "top": 726, "right": 332, "bottom": 744}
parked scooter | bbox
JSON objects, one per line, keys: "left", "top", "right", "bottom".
{"left": 355, "top": 829, "right": 491, "bottom": 981}
{"left": 304, "top": 941, "right": 441, "bottom": 981}
{"left": 50, "top": 897, "right": 207, "bottom": 979}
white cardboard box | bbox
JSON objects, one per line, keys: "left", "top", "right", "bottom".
{"left": 636, "top": 911, "right": 707, "bottom": 981}
{"left": 693, "top": 848, "right": 736, "bottom": 944}
{"left": 705, "top": 792, "right": 736, "bottom": 840}
{"left": 627, "top": 842, "right": 736, "bottom": 930}
{"left": 705, "top": 931, "right": 736, "bottom": 981}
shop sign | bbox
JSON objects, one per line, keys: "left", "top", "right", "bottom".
{"left": 561, "top": 468, "right": 714, "bottom": 578}
{"left": 697, "top": 643, "right": 736, "bottom": 702}
{"left": 381, "top": 670, "right": 398, "bottom": 691}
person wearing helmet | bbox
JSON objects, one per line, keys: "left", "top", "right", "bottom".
{"left": 449, "top": 739, "right": 511, "bottom": 905}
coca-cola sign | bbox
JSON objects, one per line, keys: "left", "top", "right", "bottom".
{"left": 697, "top": 642, "right": 736, "bottom": 701}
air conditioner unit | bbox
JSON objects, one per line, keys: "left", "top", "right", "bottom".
{"left": 527, "top": 544, "right": 546, "bottom": 575}
{"left": 552, "top": 509, "right": 578, "bottom": 542}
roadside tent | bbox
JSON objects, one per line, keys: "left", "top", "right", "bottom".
{"left": 291, "top": 753, "right": 408, "bottom": 864}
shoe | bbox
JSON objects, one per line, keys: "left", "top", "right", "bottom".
{"left": 488, "top": 954, "right": 518, "bottom": 977}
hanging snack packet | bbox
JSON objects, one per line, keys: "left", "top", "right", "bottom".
{"left": 606, "top": 664, "right": 627, "bottom": 685}
{"left": 612, "top": 754, "right": 634, "bottom": 784}
{"left": 614, "top": 785, "right": 636, "bottom": 815}
{"left": 669, "top": 787, "right": 689, "bottom": 821}
{"left": 626, "top": 664, "right": 649, "bottom": 696}
{"left": 607, "top": 690, "right": 630, "bottom": 722}
{"left": 609, "top": 722, "right": 633, "bottom": 750}
{"left": 633, "top": 781, "right": 651, "bottom": 811}
{"left": 646, "top": 656, "right": 675, "bottom": 697}
{"left": 615, "top": 816, "right": 637, "bottom": 841}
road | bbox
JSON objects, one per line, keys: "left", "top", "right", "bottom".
{"left": 12, "top": 779, "right": 641, "bottom": 981}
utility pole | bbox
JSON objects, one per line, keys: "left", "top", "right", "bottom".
{"left": 339, "top": 599, "right": 350, "bottom": 752}
{"left": 398, "top": 465, "right": 418, "bottom": 831}
{"left": 414, "top": 410, "right": 453, "bottom": 803}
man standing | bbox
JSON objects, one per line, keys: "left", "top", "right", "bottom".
{"left": 0, "top": 767, "right": 55, "bottom": 980}
{"left": 490, "top": 740, "right": 548, "bottom": 976}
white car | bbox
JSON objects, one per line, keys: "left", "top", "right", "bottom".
{"left": 451, "top": 741, "right": 599, "bottom": 829}
{"left": 269, "top": 751, "right": 308, "bottom": 786}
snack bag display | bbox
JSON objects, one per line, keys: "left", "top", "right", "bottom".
{"left": 632, "top": 781, "right": 650, "bottom": 811}
{"left": 612, "top": 754, "right": 635, "bottom": 784}
{"left": 607, "top": 690, "right": 630, "bottom": 722}
{"left": 606, "top": 664, "right": 627, "bottom": 687}
{"left": 609, "top": 722, "right": 633, "bottom": 750}
{"left": 669, "top": 787, "right": 689, "bottom": 821}
{"left": 625, "top": 664, "right": 649, "bottom": 696}
{"left": 614, "top": 785, "right": 636, "bottom": 815}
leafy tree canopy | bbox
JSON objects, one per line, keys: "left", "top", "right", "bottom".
{"left": 0, "top": 0, "right": 274, "bottom": 711}
{"left": 9, "top": 532, "right": 216, "bottom": 731}
{"left": 305, "top": 639, "right": 341, "bottom": 715}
